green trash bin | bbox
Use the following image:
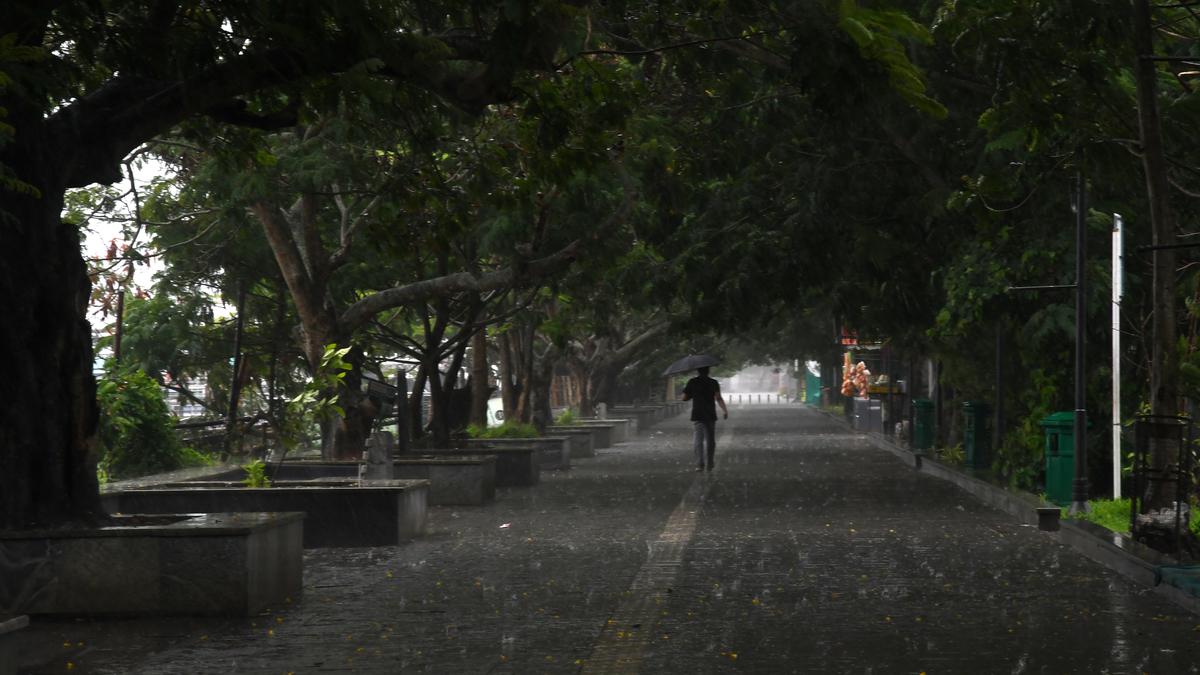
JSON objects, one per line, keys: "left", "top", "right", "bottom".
{"left": 963, "top": 401, "right": 991, "bottom": 469}
{"left": 1039, "top": 412, "right": 1077, "bottom": 506}
{"left": 912, "top": 399, "right": 934, "bottom": 453}
{"left": 804, "top": 369, "right": 821, "bottom": 406}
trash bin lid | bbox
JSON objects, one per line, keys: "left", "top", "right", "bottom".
{"left": 1039, "top": 411, "right": 1076, "bottom": 428}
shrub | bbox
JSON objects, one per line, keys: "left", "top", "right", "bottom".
{"left": 554, "top": 409, "right": 577, "bottom": 425}
{"left": 467, "top": 421, "right": 539, "bottom": 439}
{"left": 937, "top": 444, "right": 965, "bottom": 465}
{"left": 97, "top": 365, "right": 210, "bottom": 480}
{"left": 242, "top": 459, "right": 271, "bottom": 488}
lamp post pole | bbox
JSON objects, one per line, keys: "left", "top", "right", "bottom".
{"left": 1070, "top": 172, "right": 1091, "bottom": 515}
{"left": 1008, "top": 173, "right": 1091, "bottom": 512}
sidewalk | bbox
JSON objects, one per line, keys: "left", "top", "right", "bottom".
{"left": 18, "top": 406, "right": 1200, "bottom": 673}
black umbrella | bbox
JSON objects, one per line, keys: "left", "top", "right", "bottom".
{"left": 662, "top": 354, "right": 721, "bottom": 376}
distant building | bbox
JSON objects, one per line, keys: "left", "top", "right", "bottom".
{"left": 163, "top": 374, "right": 209, "bottom": 419}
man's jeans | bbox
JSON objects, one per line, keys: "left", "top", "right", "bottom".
{"left": 693, "top": 420, "right": 716, "bottom": 469}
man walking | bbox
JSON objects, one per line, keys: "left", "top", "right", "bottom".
{"left": 682, "top": 366, "right": 728, "bottom": 471}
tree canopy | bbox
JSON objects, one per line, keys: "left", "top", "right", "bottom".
{"left": 6, "top": 0, "right": 1200, "bottom": 526}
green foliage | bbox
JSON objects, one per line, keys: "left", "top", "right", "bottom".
{"left": 554, "top": 409, "right": 577, "bottom": 425}
{"left": 837, "top": 0, "right": 946, "bottom": 118}
{"left": 1062, "top": 499, "right": 1200, "bottom": 538}
{"left": 0, "top": 33, "right": 44, "bottom": 199}
{"left": 937, "top": 444, "right": 964, "bottom": 465}
{"left": 278, "top": 344, "right": 351, "bottom": 451}
{"left": 96, "top": 364, "right": 208, "bottom": 479}
{"left": 994, "top": 368, "right": 1058, "bottom": 490}
{"left": 241, "top": 459, "right": 271, "bottom": 488}
{"left": 1063, "top": 499, "right": 1131, "bottom": 534}
{"left": 467, "top": 421, "right": 539, "bottom": 439}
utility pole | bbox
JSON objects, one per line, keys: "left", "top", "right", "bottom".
{"left": 1112, "top": 214, "right": 1124, "bottom": 499}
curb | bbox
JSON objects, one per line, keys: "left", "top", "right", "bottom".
{"left": 809, "top": 405, "right": 1200, "bottom": 616}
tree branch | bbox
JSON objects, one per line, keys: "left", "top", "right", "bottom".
{"left": 339, "top": 240, "right": 580, "bottom": 333}
{"left": 251, "top": 201, "right": 331, "bottom": 360}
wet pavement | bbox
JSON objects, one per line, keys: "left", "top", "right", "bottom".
{"left": 17, "top": 406, "right": 1200, "bottom": 674}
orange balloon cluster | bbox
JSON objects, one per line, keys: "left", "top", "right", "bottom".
{"left": 840, "top": 354, "right": 871, "bottom": 398}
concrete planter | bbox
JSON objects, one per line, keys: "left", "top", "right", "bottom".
{"left": 103, "top": 479, "right": 428, "bottom": 548}
{"left": 576, "top": 418, "right": 631, "bottom": 443}
{"left": 609, "top": 407, "right": 660, "bottom": 430}
{"left": 391, "top": 457, "right": 495, "bottom": 505}
{"left": 199, "top": 458, "right": 496, "bottom": 507}
{"left": 543, "top": 426, "right": 597, "bottom": 457}
{"left": 458, "top": 437, "right": 571, "bottom": 471}
{"left": 422, "top": 447, "right": 539, "bottom": 487}
{"left": 0, "top": 615, "right": 28, "bottom": 675}
{"left": 562, "top": 422, "right": 612, "bottom": 448}
{"left": 0, "top": 512, "right": 303, "bottom": 616}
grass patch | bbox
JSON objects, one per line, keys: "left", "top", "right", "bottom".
{"left": 1063, "top": 498, "right": 1131, "bottom": 534}
{"left": 1065, "top": 497, "right": 1200, "bottom": 539}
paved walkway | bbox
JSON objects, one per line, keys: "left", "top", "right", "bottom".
{"left": 19, "top": 406, "right": 1200, "bottom": 673}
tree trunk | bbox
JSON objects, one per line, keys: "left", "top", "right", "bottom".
{"left": 514, "top": 322, "right": 536, "bottom": 423}
{"left": 589, "top": 366, "right": 621, "bottom": 409}
{"left": 529, "top": 346, "right": 557, "bottom": 433}
{"left": 0, "top": 142, "right": 103, "bottom": 528}
{"left": 568, "top": 364, "right": 589, "bottom": 414}
{"left": 470, "top": 327, "right": 490, "bottom": 427}
{"left": 1133, "top": 0, "right": 1180, "bottom": 509}
{"left": 498, "top": 331, "right": 519, "bottom": 420}
{"left": 408, "top": 362, "right": 428, "bottom": 442}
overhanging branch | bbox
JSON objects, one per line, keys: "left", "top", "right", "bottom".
{"left": 339, "top": 241, "right": 580, "bottom": 333}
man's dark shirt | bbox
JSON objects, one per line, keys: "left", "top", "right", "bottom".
{"left": 684, "top": 376, "right": 721, "bottom": 422}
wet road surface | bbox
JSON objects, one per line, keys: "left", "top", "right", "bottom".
{"left": 18, "top": 406, "right": 1200, "bottom": 673}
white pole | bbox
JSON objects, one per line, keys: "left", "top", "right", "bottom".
{"left": 1112, "top": 214, "right": 1123, "bottom": 499}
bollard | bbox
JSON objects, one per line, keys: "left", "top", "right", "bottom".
{"left": 1036, "top": 507, "right": 1061, "bottom": 532}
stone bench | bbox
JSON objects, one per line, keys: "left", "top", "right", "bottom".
{"left": 0, "top": 615, "right": 28, "bottom": 675}
{"left": 457, "top": 436, "right": 571, "bottom": 471}
{"left": 576, "top": 418, "right": 632, "bottom": 443}
{"left": 102, "top": 479, "right": 428, "bottom": 548}
{"left": 421, "top": 447, "right": 539, "bottom": 487}
{"left": 543, "top": 426, "right": 597, "bottom": 457}
{"left": 0, "top": 512, "right": 303, "bottom": 616}
{"left": 197, "top": 458, "right": 496, "bottom": 507}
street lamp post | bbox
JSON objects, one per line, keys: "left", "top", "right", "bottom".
{"left": 1007, "top": 171, "right": 1090, "bottom": 513}
{"left": 1070, "top": 172, "right": 1090, "bottom": 515}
